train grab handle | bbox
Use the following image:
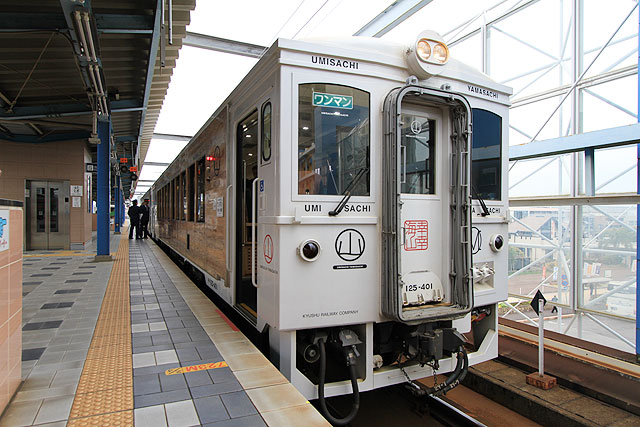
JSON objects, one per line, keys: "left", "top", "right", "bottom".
{"left": 251, "top": 178, "right": 259, "bottom": 288}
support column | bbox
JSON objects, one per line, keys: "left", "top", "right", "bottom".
{"left": 114, "top": 175, "right": 121, "bottom": 234}
{"left": 95, "top": 118, "right": 112, "bottom": 261}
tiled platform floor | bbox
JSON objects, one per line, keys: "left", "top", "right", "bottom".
{"left": 0, "top": 233, "right": 328, "bottom": 426}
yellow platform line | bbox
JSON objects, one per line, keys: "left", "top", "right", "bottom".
{"left": 68, "top": 235, "right": 134, "bottom": 425}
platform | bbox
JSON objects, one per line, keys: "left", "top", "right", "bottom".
{"left": 1, "top": 234, "right": 328, "bottom": 426}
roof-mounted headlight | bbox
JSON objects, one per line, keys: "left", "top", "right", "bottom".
{"left": 416, "top": 39, "right": 431, "bottom": 62}
{"left": 432, "top": 42, "right": 449, "bottom": 63}
{"left": 406, "top": 31, "right": 449, "bottom": 79}
{"left": 415, "top": 38, "right": 449, "bottom": 65}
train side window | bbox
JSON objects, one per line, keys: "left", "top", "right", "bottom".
{"left": 298, "top": 83, "right": 370, "bottom": 196}
{"left": 471, "top": 109, "right": 502, "bottom": 201}
{"left": 196, "top": 157, "right": 205, "bottom": 222}
{"left": 181, "top": 171, "right": 187, "bottom": 220}
{"left": 188, "top": 164, "right": 195, "bottom": 221}
{"left": 262, "top": 102, "right": 272, "bottom": 162}
{"left": 174, "top": 177, "right": 179, "bottom": 220}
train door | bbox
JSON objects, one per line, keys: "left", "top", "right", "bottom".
{"left": 235, "top": 111, "right": 259, "bottom": 318}
{"left": 27, "top": 180, "right": 70, "bottom": 250}
{"left": 398, "top": 107, "right": 444, "bottom": 307}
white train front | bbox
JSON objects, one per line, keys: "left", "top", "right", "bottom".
{"left": 147, "top": 30, "right": 511, "bottom": 422}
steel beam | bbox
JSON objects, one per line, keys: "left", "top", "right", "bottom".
{"left": 509, "top": 123, "right": 640, "bottom": 160}
{"left": 138, "top": 0, "right": 163, "bottom": 158}
{"left": 183, "top": 32, "right": 266, "bottom": 58}
{"left": 152, "top": 132, "right": 192, "bottom": 141}
{"left": 0, "top": 99, "right": 143, "bottom": 120}
{"left": 0, "top": 130, "right": 90, "bottom": 143}
{"left": 0, "top": 12, "right": 153, "bottom": 33}
{"left": 353, "top": 0, "right": 433, "bottom": 38}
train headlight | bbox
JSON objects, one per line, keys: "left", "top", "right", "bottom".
{"left": 406, "top": 31, "right": 449, "bottom": 78}
{"left": 432, "top": 42, "right": 449, "bottom": 63}
{"left": 416, "top": 39, "right": 431, "bottom": 61}
{"left": 298, "top": 239, "right": 321, "bottom": 262}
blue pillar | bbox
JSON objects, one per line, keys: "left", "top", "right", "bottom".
{"left": 96, "top": 119, "right": 111, "bottom": 258}
{"left": 114, "top": 175, "right": 121, "bottom": 234}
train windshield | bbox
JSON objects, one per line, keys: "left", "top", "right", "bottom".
{"left": 298, "top": 83, "right": 370, "bottom": 196}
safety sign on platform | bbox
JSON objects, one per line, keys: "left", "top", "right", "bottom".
{"left": 0, "top": 210, "right": 9, "bottom": 252}
{"left": 165, "top": 361, "right": 228, "bottom": 375}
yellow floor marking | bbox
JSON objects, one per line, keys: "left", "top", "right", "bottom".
{"left": 165, "top": 361, "right": 228, "bottom": 375}
{"left": 69, "top": 235, "right": 133, "bottom": 421}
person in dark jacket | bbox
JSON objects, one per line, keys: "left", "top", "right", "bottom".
{"left": 128, "top": 199, "right": 141, "bottom": 239}
{"left": 140, "top": 199, "right": 150, "bottom": 239}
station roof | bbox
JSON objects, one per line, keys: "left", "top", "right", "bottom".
{"left": 0, "top": 0, "right": 195, "bottom": 197}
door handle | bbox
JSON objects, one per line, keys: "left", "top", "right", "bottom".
{"left": 251, "top": 178, "right": 259, "bottom": 288}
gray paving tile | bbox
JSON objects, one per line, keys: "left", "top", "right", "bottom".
{"left": 208, "top": 367, "right": 237, "bottom": 384}
{"left": 190, "top": 380, "right": 243, "bottom": 399}
{"left": 159, "top": 372, "right": 188, "bottom": 392}
{"left": 134, "top": 363, "right": 180, "bottom": 377}
{"left": 134, "top": 374, "right": 162, "bottom": 396}
{"left": 0, "top": 399, "right": 43, "bottom": 426}
{"left": 134, "top": 388, "right": 192, "bottom": 408}
{"left": 33, "top": 395, "right": 74, "bottom": 424}
{"left": 203, "top": 415, "right": 266, "bottom": 427}
{"left": 194, "top": 396, "right": 229, "bottom": 424}
{"left": 133, "top": 344, "right": 175, "bottom": 354}
{"left": 165, "top": 399, "right": 200, "bottom": 426}
{"left": 184, "top": 370, "right": 214, "bottom": 388}
{"left": 134, "top": 405, "right": 168, "bottom": 427}
{"left": 220, "top": 391, "right": 257, "bottom": 418}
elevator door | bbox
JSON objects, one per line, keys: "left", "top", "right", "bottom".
{"left": 28, "top": 181, "right": 70, "bottom": 250}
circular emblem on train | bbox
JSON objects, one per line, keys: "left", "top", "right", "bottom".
{"left": 213, "top": 146, "right": 221, "bottom": 176}
{"left": 410, "top": 120, "right": 422, "bottom": 135}
{"left": 335, "top": 229, "right": 365, "bottom": 262}
{"left": 263, "top": 234, "right": 273, "bottom": 264}
{"left": 471, "top": 226, "right": 482, "bottom": 255}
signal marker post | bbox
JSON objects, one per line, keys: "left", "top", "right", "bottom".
{"left": 526, "top": 290, "right": 557, "bottom": 390}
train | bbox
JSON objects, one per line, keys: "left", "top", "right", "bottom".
{"left": 143, "top": 29, "right": 511, "bottom": 424}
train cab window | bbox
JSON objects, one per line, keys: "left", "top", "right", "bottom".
{"left": 196, "top": 157, "right": 205, "bottom": 222}
{"left": 400, "top": 114, "right": 436, "bottom": 194}
{"left": 188, "top": 164, "right": 195, "bottom": 221}
{"left": 262, "top": 102, "right": 272, "bottom": 162}
{"left": 298, "top": 83, "right": 370, "bottom": 196}
{"left": 471, "top": 109, "right": 502, "bottom": 200}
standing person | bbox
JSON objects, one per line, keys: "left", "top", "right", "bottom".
{"left": 140, "top": 199, "right": 150, "bottom": 239}
{"left": 128, "top": 199, "right": 140, "bottom": 239}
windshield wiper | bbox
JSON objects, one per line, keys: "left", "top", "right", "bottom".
{"left": 472, "top": 186, "right": 490, "bottom": 217}
{"left": 329, "top": 167, "right": 368, "bottom": 216}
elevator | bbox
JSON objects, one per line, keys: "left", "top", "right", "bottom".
{"left": 27, "top": 180, "right": 70, "bottom": 250}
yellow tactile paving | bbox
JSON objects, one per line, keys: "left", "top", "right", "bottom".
{"left": 69, "top": 236, "right": 134, "bottom": 421}
{"left": 67, "top": 410, "right": 133, "bottom": 426}
{"left": 70, "top": 387, "right": 133, "bottom": 418}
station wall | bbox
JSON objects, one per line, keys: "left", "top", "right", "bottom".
{"left": 0, "top": 140, "right": 93, "bottom": 249}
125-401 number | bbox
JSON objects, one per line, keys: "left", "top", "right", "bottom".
{"left": 405, "top": 283, "right": 433, "bottom": 292}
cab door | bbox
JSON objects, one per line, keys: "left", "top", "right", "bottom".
{"left": 381, "top": 85, "right": 472, "bottom": 323}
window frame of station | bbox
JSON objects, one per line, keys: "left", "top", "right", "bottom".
{"left": 293, "top": 81, "right": 372, "bottom": 201}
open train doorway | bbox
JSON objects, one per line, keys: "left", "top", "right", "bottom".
{"left": 235, "top": 111, "right": 259, "bottom": 319}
